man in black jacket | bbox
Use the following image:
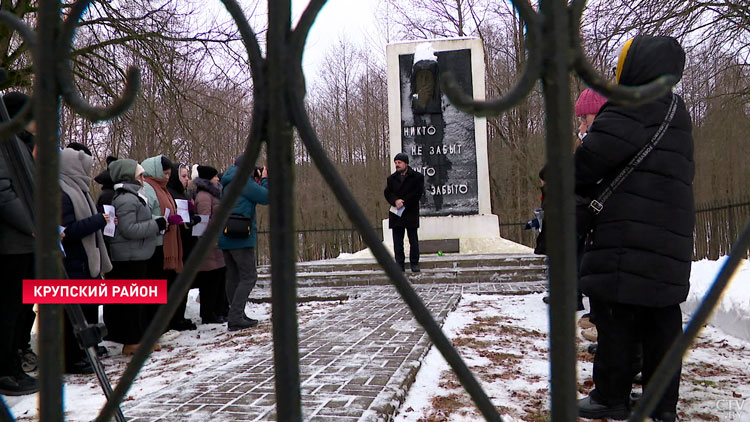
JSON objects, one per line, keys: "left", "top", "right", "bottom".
{"left": 575, "top": 36, "right": 694, "bottom": 422}
{"left": 384, "top": 153, "right": 425, "bottom": 272}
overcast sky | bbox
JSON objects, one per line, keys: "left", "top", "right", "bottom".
{"left": 292, "top": 0, "right": 384, "bottom": 79}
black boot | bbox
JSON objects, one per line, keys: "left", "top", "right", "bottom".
{"left": 410, "top": 263, "right": 420, "bottom": 272}
{"left": 578, "top": 395, "right": 629, "bottom": 420}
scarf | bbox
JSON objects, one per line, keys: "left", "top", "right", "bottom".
{"left": 59, "top": 149, "right": 113, "bottom": 277}
{"left": 145, "top": 176, "right": 183, "bottom": 272}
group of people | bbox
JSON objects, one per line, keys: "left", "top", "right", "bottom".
{"left": 0, "top": 92, "right": 269, "bottom": 396}
{"left": 1, "top": 35, "right": 694, "bottom": 422}
{"left": 528, "top": 35, "right": 693, "bottom": 422}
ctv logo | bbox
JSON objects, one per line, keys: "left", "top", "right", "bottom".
{"left": 716, "top": 399, "right": 747, "bottom": 420}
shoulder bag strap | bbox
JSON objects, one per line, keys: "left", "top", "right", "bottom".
{"left": 589, "top": 93, "right": 679, "bottom": 214}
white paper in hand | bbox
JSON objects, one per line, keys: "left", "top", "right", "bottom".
{"left": 58, "top": 226, "right": 66, "bottom": 257}
{"left": 103, "top": 205, "right": 116, "bottom": 237}
{"left": 175, "top": 199, "right": 190, "bottom": 222}
{"left": 389, "top": 205, "right": 404, "bottom": 217}
{"left": 192, "top": 214, "right": 209, "bottom": 236}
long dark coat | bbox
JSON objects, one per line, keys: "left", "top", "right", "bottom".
{"left": 575, "top": 35, "right": 694, "bottom": 307}
{"left": 384, "top": 167, "right": 425, "bottom": 228}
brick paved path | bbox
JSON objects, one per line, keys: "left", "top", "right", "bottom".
{"left": 124, "top": 281, "right": 544, "bottom": 421}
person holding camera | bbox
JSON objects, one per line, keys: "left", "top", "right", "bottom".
{"left": 219, "top": 157, "right": 268, "bottom": 332}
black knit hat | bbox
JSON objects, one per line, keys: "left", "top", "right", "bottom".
{"left": 394, "top": 152, "right": 409, "bottom": 164}
{"left": 197, "top": 165, "right": 218, "bottom": 180}
{"left": 106, "top": 155, "right": 119, "bottom": 165}
{"left": 2, "top": 91, "right": 32, "bottom": 119}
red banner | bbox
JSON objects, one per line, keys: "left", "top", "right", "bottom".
{"left": 23, "top": 279, "right": 167, "bottom": 304}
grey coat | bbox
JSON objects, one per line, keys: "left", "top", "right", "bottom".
{"left": 109, "top": 182, "right": 159, "bottom": 262}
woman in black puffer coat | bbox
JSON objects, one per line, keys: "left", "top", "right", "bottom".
{"left": 574, "top": 36, "right": 694, "bottom": 422}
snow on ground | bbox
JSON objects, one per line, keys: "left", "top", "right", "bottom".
{"left": 5, "top": 289, "right": 342, "bottom": 421}
{"left": 395, "top": 259, "right": 750, "bottom": 422}
{"left": 684, "top": 257, "right": 750, "bottom": 342}
{"left": 5, "top": 258, "right": 749, "bottom": 422}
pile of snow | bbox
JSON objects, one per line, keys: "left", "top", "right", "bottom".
{"left": 683, "top": 257, "right": 750, "bottom": 341}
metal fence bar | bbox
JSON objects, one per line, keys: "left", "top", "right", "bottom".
{"left": 267, "top": 2, "right": 304, "bottom": 420}
{"left": 537, "top": 0, "right": 580, "bottom": 419}
{"left": 35, "top": 0, "right": 65, "bottom": 420}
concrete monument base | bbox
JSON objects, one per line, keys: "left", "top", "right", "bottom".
{"left": 379, "top": 214, "right": 532, "bottom": 255}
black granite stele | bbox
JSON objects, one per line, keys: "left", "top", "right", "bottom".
{"left": 398, "top": 48, "right": 478, "bottom": 217}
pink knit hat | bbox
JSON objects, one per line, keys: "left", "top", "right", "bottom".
{"left": 574, "top": 88, "right": 608, "bottom": 117}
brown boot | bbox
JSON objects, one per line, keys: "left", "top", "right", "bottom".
{"left": 122, "top": 344, "right": 138, "bottom": 355}
{"left": 122, "top": 343, "right": 161, "bottom": 355}
{"left": 578, "top": 314, "right": 595, "bottom": 329}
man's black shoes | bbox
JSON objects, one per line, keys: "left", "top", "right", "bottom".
{"left": 410, "top": 263, "right": 420, "bottom": 273}
{"left": 578, "top": 395, "right": 629, "bottom": 420}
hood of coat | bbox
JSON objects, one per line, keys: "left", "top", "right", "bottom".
{"left": 109, "top": 159, "right": 139, "bottom": 184}
{"left": 616, "top": 35, "right": 685, "bottom": 86}
{"left": 113, "top": 180, "right": 148, "bottom": 205}
{"left": 194, "top": 177, "right": 222, "bottom": 198}
{"left": 167, "top": 162, "right": 187, "bottom": 196}
{"left": 141, "top": 155, "right": 166, "bottom": 179}
{"left": 59, "top": 148, "right": 93, "bottom": 190}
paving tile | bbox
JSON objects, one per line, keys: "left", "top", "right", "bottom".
{"left": 124, "top": 281, "right": 543, "bottom": 421}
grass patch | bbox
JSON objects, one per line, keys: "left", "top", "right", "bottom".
{"left": 693, "top": 379, "right": 719, "bottom": 388}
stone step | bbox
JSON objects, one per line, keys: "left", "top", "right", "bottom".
{"left": 258, "top": 253, "right": 545, "bottom": 275}
{"left": 256, "top": 254, "right": 547, "bottom": 288}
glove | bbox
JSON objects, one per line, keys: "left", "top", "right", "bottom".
{"left": 187, "top": 200, "right": 196, "bottom": 213}
{"left": 167, "top": 214, "right": 184, "bottom": 226}
{"left": 155, "top": 217, "right": 167, "bottom": 231}
{"left": 192, "top": 215, "right": 202, "bottom": 225}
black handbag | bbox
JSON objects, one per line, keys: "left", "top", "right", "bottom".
{"left": 223, "top": 213, "right": 252, "bottom": 238}
{"left": 576, "top": 94, "right": 679, "bottom": 236}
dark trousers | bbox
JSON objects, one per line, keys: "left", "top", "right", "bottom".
{"left": 196, "top": 267, "right": 228, "bottom": 321}
{"left": 392, "top": 227, "right": 419, "bottom": 266}
{"left": 589, "top": 299, "right": 682, "bottom": 416}
{"left": 148, "top": 246, "right": 188, "bottom": 327}
{"left": 0, "top": 253, "right": 34, "bottom": 377}
{"left": 223, "top": 248, "right": 257, "bottom": 324}
{"left": 103, "top": 260, "right": 153, "bottom": 345}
